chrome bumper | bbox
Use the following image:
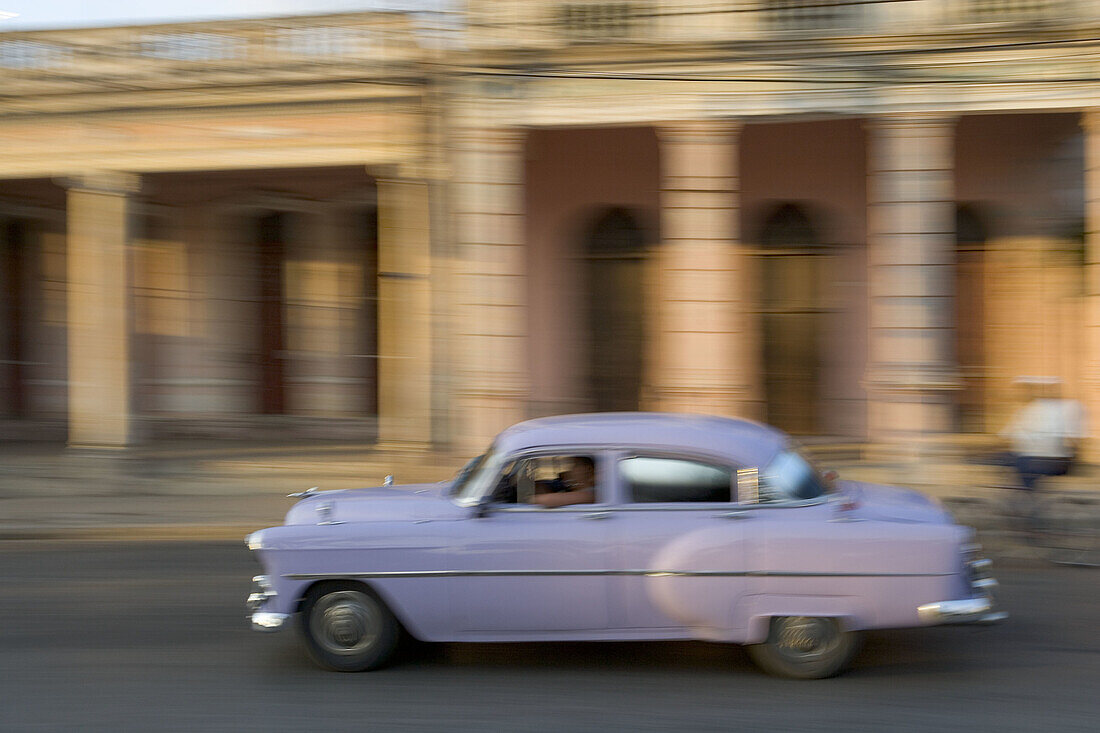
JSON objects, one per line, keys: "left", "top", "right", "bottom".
{"left": 918, "top": 549, "right": 1007, "bottom": 626}
{"left": 251, "top": 611, "right": 291, "bottom": 632}
{"left": 247, "top": 575, "right": 290, "bottom": 632}
{"left": 918, "top": 596, "right": 1007, "bottom": 625}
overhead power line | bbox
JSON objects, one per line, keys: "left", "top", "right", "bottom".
{"left": 465, "top": 35, "right": 1100, "bottom": 72}
{"left": 464, "top": 0, "right": 1036, "bottom": 29}
{"left": 463, "top": 66, "right": 1100, "bottom": 86}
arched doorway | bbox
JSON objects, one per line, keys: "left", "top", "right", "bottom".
{"left": 757, "top": 203, "right": 832, "bottom": 435}
{"left": 955, "top": 204, "right": 990, "bottom": 432}
{"left": 583, "top": 208, "right": 646, "bottom": 412}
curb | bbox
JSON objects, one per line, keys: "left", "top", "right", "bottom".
{"left": 0, "top": 524, "right": 261, "bottom": 542}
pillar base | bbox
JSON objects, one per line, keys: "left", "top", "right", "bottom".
{"left": 373, "top": 440, "right": 434, "bottom": 454}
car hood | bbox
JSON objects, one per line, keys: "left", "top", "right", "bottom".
{"left": 284, "top": 483, "right": 466, "bottom": 525}
{"left": 836, "top": 480, "right": 953, "bottom": 524}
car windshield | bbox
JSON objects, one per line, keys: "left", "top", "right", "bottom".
{"left": 759, "top": 446, "right": 829, "bottom": 502}
{"left": 451, "top": 446, "right": 505, "bottom": 504}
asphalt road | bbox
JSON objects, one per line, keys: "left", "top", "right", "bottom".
{"left": 1, "top": 542, "right": 1098, "bottom": 733}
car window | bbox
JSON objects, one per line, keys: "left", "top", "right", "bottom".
{"left": 490, "top": 454, "right": 598, "bottom": 507}
{"left": 758, "top": 447, "right": 828, "bottom": 502}
{"left": 452, "top": 446, "right": 505, "bottom": 503}
{"left": 620, "top": 456, "right": 733, "bottom": 503}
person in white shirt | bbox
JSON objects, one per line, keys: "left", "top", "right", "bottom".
{"left": 1001, "top": 377, "right": 1087, "bottom": 491}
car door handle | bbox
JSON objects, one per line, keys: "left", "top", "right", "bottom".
{"left": 580, "top": 511, "right": 612, "bottom": 521}
{"left": 714, "top": 510, "right": 751, "bottom": 520}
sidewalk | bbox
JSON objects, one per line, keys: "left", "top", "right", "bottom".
{"left": 1, "top": 440, "right": 1098, "bottom": 549}
{"left": 0, "top": 441, "right": 465, "bottom": 540}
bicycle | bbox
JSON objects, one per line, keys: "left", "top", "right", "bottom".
{"left": 952, "top": 448, "right": 1100, "bottom": 566}
{"left": 990, "top": 485, "right": 1100, "bottom": 567}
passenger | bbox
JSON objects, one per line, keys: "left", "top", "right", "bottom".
{"left": 530, "top": 458, "right": 596, "bottom": 508}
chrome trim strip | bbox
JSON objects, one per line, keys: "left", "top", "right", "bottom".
{"left": 972, "top": 577, "right": 998, "bottom": 591}
{"left": 969, "top": 558, "right": 993, "bottom": 575}
{"left": 284, "top": 569, "right": 954, "bottom": 581}
{"left": 493, "top": 505, "right": 614, "bottom": 513}
{"left": 489, "top": 498, "right": 828, "bottom": 514}
{"left": 288, "top": 487, "right": 320, "bottom": 499}
{"left": 245, "top": 575, "right": 277, "bottom": 613}
{"left": 612, "top": 498, "right": 829, "bottom": 511}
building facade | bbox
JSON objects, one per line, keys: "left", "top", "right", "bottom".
{"left": 0, "top": 2, "right": 1098, "bottom": 457}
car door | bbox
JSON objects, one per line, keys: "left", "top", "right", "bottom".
{"left": 449, "top": 450, "right": 616, "bottom": 635}
{"left": 606, "top": 452, "right": 753, "bottom": 635}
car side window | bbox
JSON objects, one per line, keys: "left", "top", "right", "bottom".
{"left": 489, "top": 454, "right": 599, "bottom": 507}
{"left": 620, "top": 456, "right": 733, "bottom": 503}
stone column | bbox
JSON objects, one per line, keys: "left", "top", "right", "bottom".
{"left": 376, "top": 177, "right": 433, "bottom": 446}
{"left": 66, "top": 173, "right": 138, "bottom": 448}
{"left": 865, "top": 115, "right": 959, "bottom": 446}
{"left": 652, "top": 120, "right": 750, "bottom": 417}
{"left": 452, "top": 127, "right": 527, "bottom": 453}
{"left": 1083, "top": 110, "right": 1100, "bottom": 460}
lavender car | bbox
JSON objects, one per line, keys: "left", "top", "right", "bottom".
{"left": 246, "top": 413, "right": 1003, "bottom": 679}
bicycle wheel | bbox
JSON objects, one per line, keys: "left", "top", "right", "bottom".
{"left": 1038, "top": 496, "right": 1100, "bottom": 568}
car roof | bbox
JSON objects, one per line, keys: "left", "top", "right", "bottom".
{"left": 494, "top": 412, "right": 787, "bottom": 466}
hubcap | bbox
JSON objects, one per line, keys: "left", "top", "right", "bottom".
{"left": 311, "top": 591, "right": 381, "bottom": 656}
{"left": 774, "top": 617, "right": 840, "bottom": 661}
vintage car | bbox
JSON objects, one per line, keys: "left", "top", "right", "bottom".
{"left": 246, "top": 412, "right": 1004, "bottom": 679}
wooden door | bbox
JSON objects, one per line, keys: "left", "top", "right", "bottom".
{"left": 2, "top": 220, "right": 28, "bottom": 418}
{"left": 760, "top": 251, "right": 829, "bottom": 435}
{"left": 584, "top": 209, "right": 646, "bottom": 412}
{"left": 257, "top": 213, "right": 286, "bottom": 415}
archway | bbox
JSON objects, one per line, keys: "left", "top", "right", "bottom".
{"left": 757, "top": 203, "right": 831, "bottom": 435}
{"left": 582, "top": 207, "right": 646, "bottom": 412}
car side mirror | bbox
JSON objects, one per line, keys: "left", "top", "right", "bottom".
{"left": 473, "top": 498, "right": 493, "bottom": 518}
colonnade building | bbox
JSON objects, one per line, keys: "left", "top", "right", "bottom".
{"left": 1, "top": 2, "right": 1098, "bottom": 458}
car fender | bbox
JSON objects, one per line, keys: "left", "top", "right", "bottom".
{"left": 740, "top": 595, "right": 866, "bottom": 644}
{"left": 644, "top": 523, "right": 752, "bottom": 637}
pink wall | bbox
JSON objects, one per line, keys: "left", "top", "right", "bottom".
{"left": 525, "top": 127, "right": 661, "bottom": 415}
{"left": 742, "top": 119, "right": 868, "bottom": 247}
{"left": 519, "top": 116, "right": 1083, "bottom": 436}
{"left": 955, "top": 113, "right": 1085, "bottom": 416}
{"left": 956, "top": 113, "right": 1083, "bottom": 238}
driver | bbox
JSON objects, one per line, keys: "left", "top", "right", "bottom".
{"left": 530, "top": 458, "right": 596, "bottom": 508}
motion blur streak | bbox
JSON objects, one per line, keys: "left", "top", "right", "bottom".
{"left": 1, "top": 1, "right": 1100, "bottom": 729}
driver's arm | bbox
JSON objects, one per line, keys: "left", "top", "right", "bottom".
{"left": 530, "top": 488, "right": 595, "bottom": 508}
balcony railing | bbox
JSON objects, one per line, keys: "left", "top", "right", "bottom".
{"left": 557, "top": 2, "right": 652, "bottom": 42}
{"left": 470, "top": 0, "right": 1094, "bottom": 48}
{"left": 1, "top": 3, "right": 1092, "bottom": 68}
{"left": 965, "top": 0, "right": 1066, "bottom": 23}
{"left": 0, "top": 12, "right": 422, "bottom": 80}
{"left": 761, "top": 0, "right": 864, "bottom": 33}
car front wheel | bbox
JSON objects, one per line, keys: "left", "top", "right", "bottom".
{"left": 746, "top": 616, "right": 860, "bottom": 679}
{"left": 300, "top": 582, "right": 401, "bottom": 672}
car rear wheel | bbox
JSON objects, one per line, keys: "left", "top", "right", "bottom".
{"left": 300, "top": 582, "right": 400, "bottom": 672}
{"left": 746, "top": 616, "right": 860, "bottom": 679}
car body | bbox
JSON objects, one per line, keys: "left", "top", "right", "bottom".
{"left": 246, "top": 412, "right": 1004, "bottom": 678}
